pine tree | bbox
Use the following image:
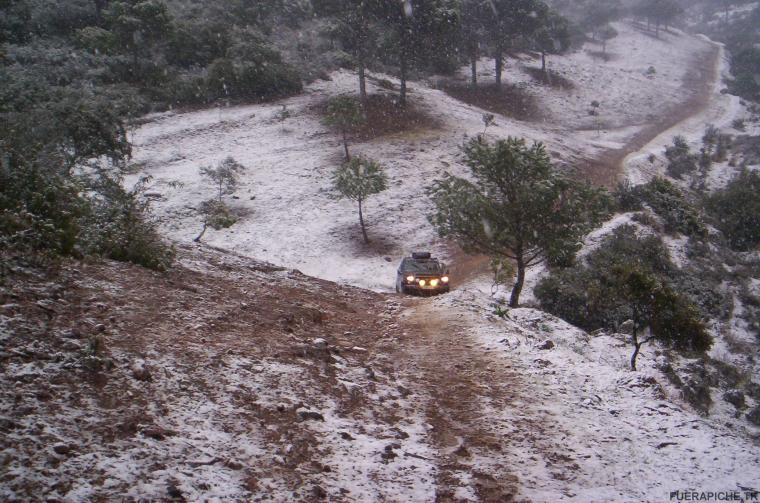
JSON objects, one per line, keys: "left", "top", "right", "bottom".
{"left": 533, "top": 9, "right": 570, "bottom": 73}
{"left": 460, "top": 0, "right": 489, "bottom": 88}
{"left": 332, "top": 156, "right": 388, "bottom": 243}
{"left": 372, "top": 0, "right": 459, "bottom": 106}
{"left": 313, "top": 0, "right": 380, "bottom": 102}
{"left": 104, "top": 1, "right": 172, "bottom": 76}
{"left": 616, "top": 265, "right": 711, "bottom": 371}
{"left": 584, "top": 0, "right": 621, "bottom": 39}
{"left": 428, "top": 137, "right": 610, "bottom": 307}
{"left": 199, "top": 157, "right": 246, "bottom": 202}
{"left": 323, "top": 96, "right": 365, "bottom": 161}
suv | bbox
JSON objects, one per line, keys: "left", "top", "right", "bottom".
{"left": 395, "top": 252, "right": 450, "bottom": 295}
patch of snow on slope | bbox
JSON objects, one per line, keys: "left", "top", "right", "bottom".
{"left": 428, "top": 288, "right": 760, "bottom": 503}
{"left": 130, "top": 23, "right": 713, "bottom": 292}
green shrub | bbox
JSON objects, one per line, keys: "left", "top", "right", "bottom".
{"left": 201, "top": 200, "right": 237, "bottom": 230}
{"left": 613, "top": 179, "right": 705, "bottom": 237}
{"left": 204, "top": 57, "right": 302, "bottom": 103}
{"left": 665, "top": 136, "right": 698, "bottom": 180}
{"left": 536, "top": 225, "right": 675, "bottom": 331}
{"left": 0, "top": 160, "right": 88, "bottom": 255}
{"left": 706, "top": 169, "right": 760, "bottom": 251}
{"left": 82, "top": 174, "right": 174, "bottom": 271}
{"left": 613, "top": 181, "right": 643, "bottom": 212}
{"left": 75, "top": 26, "right": 116, "bottom": 55}
{"left": 167, "top": 21, "right": 230, "bottom": 68}
{"left": 236, "top": 62, "right": 302, "bottom": 100}
{"left": 639, "top": 178, "right": 706, "bottom": 237}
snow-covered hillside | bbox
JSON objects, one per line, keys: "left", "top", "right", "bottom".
{"left": 43, "top": 17, "right": 752, "bottom": 502}
{"left": 130, "top": 22, "right": 716, "bottom": 292}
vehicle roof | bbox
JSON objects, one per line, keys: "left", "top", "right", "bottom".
{"left": 399, "top": 257, "right": 446, "bottom": 274}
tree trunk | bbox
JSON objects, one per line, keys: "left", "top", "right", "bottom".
{"left": 470, "top": 53, "right": 478, "bottom": 88}
{"left": 399, "top": 15, "right": 409, "bottom": 107}
{"left": 358, "top": 59, "right": 367, "bottom": 104}
{"left": 495, "top": 46, "right": 503, "bottom": 89}
{"left": 655, "top": 22, "right": 660, "bottom": 38}
{"left": 358, "top": 198, "right": 369, "bottom": 243}
{"left": 630, "top": 323, "right": 642, "bottom": 370}
{"left": 602, "top": 40, "right": 607, "bottom": 54}
{"left": 399, "top": 57, "right": 407, "bottom": 107}
{"left": 630, "top": 341, "right": 643, "bottom": 371}
{"left": 94, "top": 0, "right": 108, "bottom": 21}
{"left": 541, "top": 52, "right": 546, "bottom": 73}
{"left": 194, "top": 221, "right": 207, "bottom": 243}
{"left": 509, "top": 255, "right": 525, "bottom": 308}
{"left": 342, "top": 129, "right": 350, "bottom": 161}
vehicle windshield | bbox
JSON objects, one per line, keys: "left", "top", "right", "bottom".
{"left": 401, "top": 258, "right": 445, "bottom": 275}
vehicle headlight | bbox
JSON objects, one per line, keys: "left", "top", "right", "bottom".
{"left": 430, "top": 279, "right": 439, "bottom": 287}
{"left": 418, "top": 279, "right": 426, "bottom": 287}
{"left": 441, "top": 276, "right": 449, "bottom": 283}
{"left": 406, "top": 275, "right": 415, "bottom": 283}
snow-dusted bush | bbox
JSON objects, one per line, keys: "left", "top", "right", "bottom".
{"left": 536, "top": 225, "right": 674, "bottom": 331}
{"left": 639, "top": 178, "right": 706, "bottom": 237}
{"left": 81, "top": 174, "right": 175, "bottom": 271}
{"left": 536, "top": 225, "right": 712, "bottom": 370}
{"left": 194, "top": 200, "right": 238, "bottom": 243}
{"left": 706, "top": 169, "right": 760, "bottom": 251}
{"left": 665, "top": 136, "right": 698, "bottom": 180}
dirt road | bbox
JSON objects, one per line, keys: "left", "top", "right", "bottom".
{"left": 579, "top": 38, "right": 721, "bottom": 188}
{"left": 393, "top": 298, "right": 522, "bottom": 501}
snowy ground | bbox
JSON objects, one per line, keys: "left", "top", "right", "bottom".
{"left": 421, "top": 286, "right": 760, "bottom": 502}
{"left": 0, "top": 248, "right": 445, "bottom": 502}
{"left": 130, "top": 21, "right": 715, "bottom": 293}
{"left": 88, "top": 17, "right": 760, "bottom": 502}
{"left": 622, "top": 33, "right": 760, "bottom": 188}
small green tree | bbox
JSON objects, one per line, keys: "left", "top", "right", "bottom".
{"left": 428, "top": 137, "right": 610, "bottom": 307}
{"left": 482, "top": 113, "right": 496, "bottom": 135}
{"left": 324, "top": 96, "right": 364, "bottom": 161}
{"left": 590, "top": 100, "right": 602, "bottom": 135}
{"left": 332, "top": 156, "right": 388, "bottom": 243}
{"left": 275, "top": 104, "right": 291, "bottom": 132}
{"left": 713, "top": 133, "right": 732, "bottom": 162}
{"left": 199, "top": 157, "right": 246, "bottom": 202}
{"left": 535, "top": 226, "right": 712, "bottom": 370}
{"left": 617, "top": 265, "right": 711, "bottom": 370}
{"left": 194, "top": 199, "right": 237, "bottom": 242}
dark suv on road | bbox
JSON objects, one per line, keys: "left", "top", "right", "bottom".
{"left": 395, "top": 252, "right": 450, "bottom": 295}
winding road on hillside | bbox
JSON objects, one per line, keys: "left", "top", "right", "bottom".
{"left": 392, "top": 34, "right": 731, "bottom": 501}
{"left": 123, "top": 24, "right": 748, "bottom": 501}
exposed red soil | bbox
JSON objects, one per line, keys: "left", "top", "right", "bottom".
{"left": 441, "top": 82, "right": 545, "bottom": 123}
{"left": 313, "top": 93, "right": 442, "bottom": 142}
